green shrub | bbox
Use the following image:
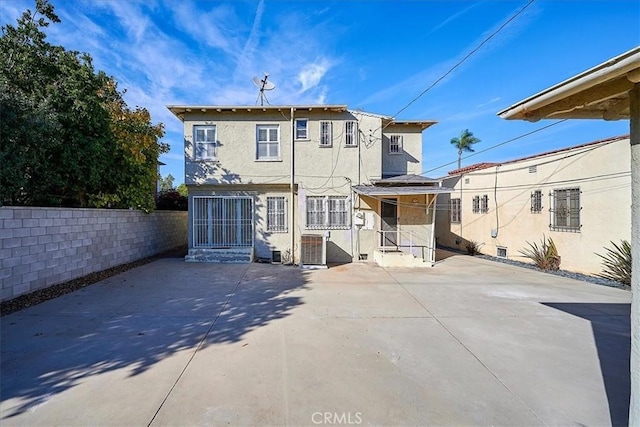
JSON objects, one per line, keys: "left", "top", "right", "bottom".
{"left": 465, "top": 240, "right": 483, "bottom": 256}
{"left": 519, "top": 235, "right": 561, "bottom": 271}
{"left": 595, "top": 240, "right": 631, "bottom": 285}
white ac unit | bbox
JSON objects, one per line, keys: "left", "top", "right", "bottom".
{"left": 300, "top": 234, "right": 326, "bottom": 266}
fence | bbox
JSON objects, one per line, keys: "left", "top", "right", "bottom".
{"left": 0, "top": 207, "right": 187, "bottom": 302}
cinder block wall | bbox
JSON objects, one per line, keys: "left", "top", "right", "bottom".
{"left": 0, "top": 207, "right": 188, "bottom": 302}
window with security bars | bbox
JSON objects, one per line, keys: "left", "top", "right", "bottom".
{"left": 266, "top": 197, "right": 287, "bottom": 232}
{"left": 450, "top": 198, "right": 461, "bottom": 223}
{"left": 320, "top": 121, "right": 332, "bottom": 146}
{"left": 480, "top": 195, "right": 489, "bottom": 213}
{"left": 345, "top": 121, "right": 358, "bottom": 146}
{"left": 531, "top": 190, "right": 543, "bottom": 213}
{"left": 256, "top": 124, "right": 280, "bottom": 160}
{"left": 550, "top": 188, "right": 581, "bottom": 232}
{"left": 192, "top": 196, "right": 253, "bottom": 248}
{"left": 472, "top": 196, "right": 480, "bottom": 214}
{"left": 194, "top": 125, "right": 216, "bottom": 160}
{"left": 389, "top": 135, "right": 402, "bottom": 154}
{"left": 306, "top": 196, "right": 350, "bottom": 229}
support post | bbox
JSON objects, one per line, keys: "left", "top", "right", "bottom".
{"left": 630, "top": 82, "right": 640, "bottom": 425}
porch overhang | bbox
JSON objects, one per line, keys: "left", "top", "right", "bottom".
{"left": 352, "top": 185, "right": 453, "bottom": 196}
{"left": 497, "top": 47, "right": 640, "bottom": 122}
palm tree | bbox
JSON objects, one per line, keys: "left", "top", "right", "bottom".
{"left": 450, "top": 129, "right": 481, "bottom": 169}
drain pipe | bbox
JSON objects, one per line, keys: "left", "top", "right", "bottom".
{"left": 290, "top": 107, "right": 296, "bottom": 264}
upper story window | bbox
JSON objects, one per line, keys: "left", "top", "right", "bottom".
{"left": 256, "top": 124, "right": 280, "bottom": 160}
{"left": 194, "top": 125, "right": 217, "bottom": 160}
{"left": 389, "top": 135, "right": 402, "bottom": 154}
{"left": 320, "top": 121, "right": 332, "bottom": 147}
{"left": 550, "top": 188, "right": 581, "bottom": 232}
{"left": 531, "top": 190, "right": 543, "bottom": 213}
{"left": 295, "top": 119, "right": 308, "bottom": 140}
{"left": 472, "top": 196, "right": 480, "bottom": 214}
{"left": 345, "top": 121, "right": 358, "bottom": 146}
{"left": 480, "top": 195, "right": 489, "bottom": 214}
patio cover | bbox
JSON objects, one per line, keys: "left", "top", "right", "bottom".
{"left": 352, "top": 185, "right": 453, "bottom": 196}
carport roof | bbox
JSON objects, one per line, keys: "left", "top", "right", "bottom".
{"left": 352, "top": 185, "right": 453, "bottom": 196}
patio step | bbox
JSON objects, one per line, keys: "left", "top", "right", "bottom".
{"left": 185, "top": 248, "right": 253, "bottom": 263}
{"left": 373, "top": 250, "right": 431, "bottom": 268}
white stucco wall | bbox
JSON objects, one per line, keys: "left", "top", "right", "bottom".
{"left": 435, "top": 136, "right": 631, "bottom": 275}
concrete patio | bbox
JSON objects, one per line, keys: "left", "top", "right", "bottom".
{"left": 0, "top": 251, "right": 631, "bottom": 426}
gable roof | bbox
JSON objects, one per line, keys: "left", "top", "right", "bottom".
{"left": 447, "top": 134, "right": 629, "bottom": 176}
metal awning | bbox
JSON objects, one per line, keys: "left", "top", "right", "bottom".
{"left": 352, "top": 185, "right": 453, "bottom": 196}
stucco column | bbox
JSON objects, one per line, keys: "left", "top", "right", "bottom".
{"left": 630, "top": 82, "right": 640, "bottom": 425}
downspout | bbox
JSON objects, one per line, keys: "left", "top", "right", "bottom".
{"left": 290, "top": 107, "right": 296, "bottom": 264}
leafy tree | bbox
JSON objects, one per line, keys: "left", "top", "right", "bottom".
{"left": 450, "top": 129, "right": 481, "bottom": 170}
{"left": 176, "top": 183, "right": 188, "bottom": 197}
{"left": 0, "top": 0, "right": 166, "bottom": 211}
{"left": 159, "top": 174, "right": 175, "bottom": 193}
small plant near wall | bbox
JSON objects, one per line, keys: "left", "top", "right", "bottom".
{"left": 595, "top": 240, "right": 631, "bottom": 285}
{"left": 519, "top": 236, "right": 561, "bottom": 271}
{"left": 465, "top": 240, "right": 484, "bottom": 256}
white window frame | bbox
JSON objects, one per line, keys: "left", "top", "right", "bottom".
{"left": 319, "top": 121, "right": 332, "bottom": 147}
{"left": 450, "top": 198, "right": 461, "bottom": 223}
{"left": 295, "top": 118, "right": 308, "bottom": 140}
{"left": 306, "top": 195, "right": 350, "bottom": 229}
{"left": 345, "top": 121, "right": 358, "bottom": 146}
{"left": 193, "top": 125, "right": 217, "bottom": 161}
{"left": 266, "top": 196, "right": 287, "bottom": 232}
{"left": 550, "top": 188, "right": 581, "bottom": 232}
{"left": 192, "top": 196, "right": 254, "bottom": 248}
{"left": 389, "top": 135, "right": 402, "bottom": 154}
{"left": 256, "top": 124, "right": 280, "bottom": 160}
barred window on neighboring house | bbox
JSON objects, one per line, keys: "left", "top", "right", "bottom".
{"left": 550, "top": 188, "right": 581, "bottom": 232}
{"left": 472, "top": 196, "right": 480, "bottom": 214}
{"left": 306, "top": 196, "right": 350, "bottom": 229}
{"left": 389, "top": 135, "right": 402, "bottom": 154}
{"left": 267, "top": 197, "right": 287, "bottom": 232}
{"left": 450, "top": 198, "right": 461, "bottom": 223}
{"left": 480, "top": 195, "right": 489, "bottom": 214}
{"left": 531, "top": 190, "right": 543, "bottom": 213}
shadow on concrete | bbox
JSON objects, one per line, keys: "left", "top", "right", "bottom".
{"left": 542, "top": 303, "right": 631, "bottom": 427}
{"left": 0, "top": 261, "right": 309, "bottom": 419}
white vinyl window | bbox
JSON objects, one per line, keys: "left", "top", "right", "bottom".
{"left": 389, "top": 135, "right": 402, "bottom": 154}
{"left": 256, "top": 124, "right": 280, "bottom": 160}
{"left": 320, "top": 121, "right": 332, "bottom": 147}
{"left": 194, "top": 125, "right": 217, "bottom": 160}
{"left": 267, "top": 197, "right": 287, "bottom": 232}
{"left": 295, "top": 118, "right": 308, "bottom": 140}
{"left": 306, "top": 195, "right": 350, "bottom": 229}
{"left": 345, "top": 121, "right": 358, "bottom": 146}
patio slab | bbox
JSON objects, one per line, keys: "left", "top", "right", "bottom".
{"left": 0, "top": 252, "right": 631, "bottom": 426}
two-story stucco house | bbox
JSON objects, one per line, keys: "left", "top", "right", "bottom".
{"left": 167, "top": 104, "right": 450, "bottom": 266}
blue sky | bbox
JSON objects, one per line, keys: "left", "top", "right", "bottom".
{"left": 2, "top": 0, "right": 639, "bottom": 183}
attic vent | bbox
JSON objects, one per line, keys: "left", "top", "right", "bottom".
{"left": 300, "top": 234, "right": 326, "bottom": 265}
{"left": 529, "top": 165, "right": 537, "bottom": 173}
{"left": 497, "top": 247, "right": 507, "bottom": 258}
{"left": 464, "top": 178, "right": 470, "bottom": 184}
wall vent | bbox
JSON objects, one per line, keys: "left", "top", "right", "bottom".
{"left": 464, "top": 178, "right": 470, "bottom": 184}
{"left": 529, "top": 165, "right": 537, "bottom": 173}
{"left": 271, "top": 250, "right": 282, "bottom": 264}
{"left": 497, "top": 247, "right": 507, "bottom": 258}
{"left": 300, "top": 234, "right": 326, "bottom": 265}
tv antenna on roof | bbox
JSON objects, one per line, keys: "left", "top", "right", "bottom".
{"left": 253, "top": 73, "right": 275, "bottom": 106}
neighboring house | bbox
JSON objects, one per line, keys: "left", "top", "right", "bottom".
{"left": 167, "top": 104, "right": 449, "bottom": 266}
{"left": 435, "top": 134, "right": 631, "bottom": 275}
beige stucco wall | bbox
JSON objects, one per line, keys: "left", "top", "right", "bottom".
{"left": 381, "top": 123, "right": 424, "bottom": 177}
{"left": 435, "top": 137, "right": 631, "bottom": 275}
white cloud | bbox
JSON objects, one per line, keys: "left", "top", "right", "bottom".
{"left": 298, "top": 59, "right": 331, "bottom": 93}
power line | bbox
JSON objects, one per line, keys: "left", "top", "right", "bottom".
{"left": 389, "top": 0, "right": 536, "bottom": 122}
